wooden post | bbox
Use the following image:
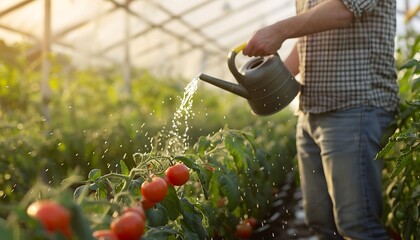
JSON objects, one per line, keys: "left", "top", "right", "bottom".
{"left": 41, "top": 0, "right": 52, "bottom": 122}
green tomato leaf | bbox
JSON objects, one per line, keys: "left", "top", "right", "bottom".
{"left": 128, "top": 178, "right": 143, "bottom": 197}
{"left": 161, "top": 186, "right": 181, "bottom": 221}
{"left": 195, "top": 202, "right": 217, "bottom": 231}
{"left": 146, "top": 204, "right": 169, "bottom": 227}
{"left": 399, "top": 59, "right": 418, "bottom": 70}
{"left": 88, "top": 169, "right": 101, "bottom": 181}
{"left": 194, "top": 136, "right": 211, "bottom": 157}
{"left": 67, "top": 201, "right": 95, "bottom": 240}
{"left": 180, "top": 226, "right": 200, "bottom": 240}
{"left": 179, "top": 198, "right": 208, "bottom": 240}
{"left": 224, "top": 134, "right": 247, "bottom": 171}
{"left": 411, "top": 184, "right": 420, "bottom": 198}
{"left": 390, "top": 153, "right": 410, "bottom": 178}
{"left": 218, "top": 172, "right": 240, "bottom": 211}
{"left": 120, "top": 160, "right": 129, "bottom": 175}
{"left": 411, "top": 76, "right": 420, "bottom": 93}
{"left": 142, "top": 225, "right": 178, "bottom": 240}
{"left": 376, "top": 138, "right": 396, "bottom": 160}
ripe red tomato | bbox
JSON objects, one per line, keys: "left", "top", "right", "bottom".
{"left": 161, "top": 175, "right": 171, "bottom": 185}
{"left": 141, "top": 176, "right": 168, "bottom": 203}
{"left": 123, "top": 205, "right": 146, "bottom": 220}
{"left": 111, "top": 212, "right": 145, "bottom": 240}
{"left": 165, "top": 163, "right": 190, "bottom": 186}
{"left": 140, "top": 198, "right": 155, "bottom": 210}
{"left": 246, "top": 217, "right": 257, "bottom": 228}
{"left": 27, "top": 200, "right": 72, "bottom": 238}
{"left": 92, "top": 229, "right": 118, "bottom": 240}
{"left": 217, "top": 197, "right": 226, "bottom": 208}
{"left": 235, "top": 221, "right": 253, "bottom": 239}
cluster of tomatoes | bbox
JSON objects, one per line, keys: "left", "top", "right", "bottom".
{"left": 26, "top": 163, "right": 190, "bottom": 240}
{"left": 94, "top": 162, "right": 190, "bottom": 239}
{"left": 25, "top": 199, "right": 146, "bottom": 240}
{"left": 140, "top": 162, "right": 190, "bottom": 207}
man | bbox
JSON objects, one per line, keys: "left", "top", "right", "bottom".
{"left": 243, "top": 0, "right": 399, "bottom": 239}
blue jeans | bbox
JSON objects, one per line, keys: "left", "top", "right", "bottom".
{"left": 296, "top": 106, "right": 395, "bottom": 240}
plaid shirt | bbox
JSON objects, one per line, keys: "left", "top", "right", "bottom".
{"left": 296, "top": 0, "right": 399, "bottom": 113}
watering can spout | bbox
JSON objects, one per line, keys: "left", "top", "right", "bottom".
{"left": 198, "top": 73, "right": 250, "bottom": 99}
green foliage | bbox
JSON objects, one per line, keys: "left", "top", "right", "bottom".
{"left": 0, "top": 47, "right": 267, "bottom": 204}
{"left": 0, "top": 125, "right": 296, "bottom": 239}
{"left": 0, "top": 41, "right": 298, "bottom": 239}
{"left": 379, "top": 34, "right": 420, "bottom": 240}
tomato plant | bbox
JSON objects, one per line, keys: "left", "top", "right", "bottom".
{"left": 0, "top": 122, "right": 297, "bottom": 240}
{"left": 111, "top": 212, "right": 145, "bottom": 240}
{"left": 141, "top": 176, "right": 168, "bottom": 203}
{"left": 26, "top": 200, "right": 72, "bottom": 238}
{"left": 379, "top": 33, "right": 420, "bottom": 240}
{"left": 165, "top": 163, "right": 190, "bottom": 186}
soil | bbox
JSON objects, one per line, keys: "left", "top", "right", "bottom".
{"left": 250, "top": 186, "right": 317, "bottom": 240}
{"left": 250, "top": 180, "right": 402, "bottom": 240}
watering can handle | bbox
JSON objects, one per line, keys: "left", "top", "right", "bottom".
{"left": 227, "top": 43, "right": 247, "bottom": 82}
{"left": 228, "top": 43, "right": 280, "bottom": 82}
{"left": 233, "top": 42, "right": 248, "bottom": 54}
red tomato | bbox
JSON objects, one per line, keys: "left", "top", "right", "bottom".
{"left": 92, "top": 229, "right": 118, "bottom": 240}
{"left": 141, "top": 176, "right": 168, "bottom": 203}
{"left": 217, "top": 197, "right": 226, "bottom": 208}
{"left": 246, "top": 217, "right": 257, "bottom": 228}
{"left": 140, "top": 198, "right": 155, "bottom": 210}
{"left": 161, "top": 175, "right": 171, "bottom": 186}
{"left": 165, "top": 163, "right": 190, "bottom": 186}
{"left": 235, "top": 221, "right": 253, "bottom": 239}
{"left": 111, "top": 212, "right": 145, "bottom": 240}
{"left": 123, "top": 206, "right": 146, "bottom": 220}
{"left": 27, "top": 200, "right": 72, "bottom": 238}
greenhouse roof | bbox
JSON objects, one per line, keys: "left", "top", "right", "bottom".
{"left": 0, "top": 0, "right": 418, "bottom": 79}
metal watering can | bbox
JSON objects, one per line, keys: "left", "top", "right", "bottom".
{"left": 199, "top": 43, "right": 300, "bottom": 116}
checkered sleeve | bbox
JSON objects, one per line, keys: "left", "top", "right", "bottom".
{"left": 340, "top": 0, "right": 379, "bottom": 18}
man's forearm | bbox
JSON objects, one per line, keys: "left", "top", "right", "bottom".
{"left": 274, "top": 0, "right": 354, "bottom": 41}
{"left": 243, "top": 0, "right": 354, "bottom": 56}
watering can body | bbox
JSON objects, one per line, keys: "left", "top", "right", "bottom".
{"left": 199, "top": 43, "right": 300, "bottom": 116}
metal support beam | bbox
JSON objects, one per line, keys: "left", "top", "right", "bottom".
{"left": 41, "top": 0, "right": 52, "bottom": 122}
{"left": 0, "top": 24, "right": 39, "bottom": 42}
{"left": 157, "top": 1, "right": 292, "bottom": 64}
{"left": 0, "top": 0, "right": 35, "bottom": 18}
{"left": 95, "top": 0, "right": 225, "bottom": 56}
{"left": 123, "top": 0, "right": 132, "bottom": 97}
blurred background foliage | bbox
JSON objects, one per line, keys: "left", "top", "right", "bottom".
{"left": 0, "top": 40, "right": 297, "bottom": 205}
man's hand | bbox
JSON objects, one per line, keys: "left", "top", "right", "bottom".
{"left": 242, "top": 24, "right": 285, "bottom": 57}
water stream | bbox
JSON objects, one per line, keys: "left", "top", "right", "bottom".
{"left": 154, "top": 76, "right": 199, "bottom": 156}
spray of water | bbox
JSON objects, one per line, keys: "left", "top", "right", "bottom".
{"left": 153, "top": 75, "right": 199, "bottom": 156}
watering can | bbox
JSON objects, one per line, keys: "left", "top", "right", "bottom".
{"left": 199, "top": 43, "right": 300, "bottom": 116}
